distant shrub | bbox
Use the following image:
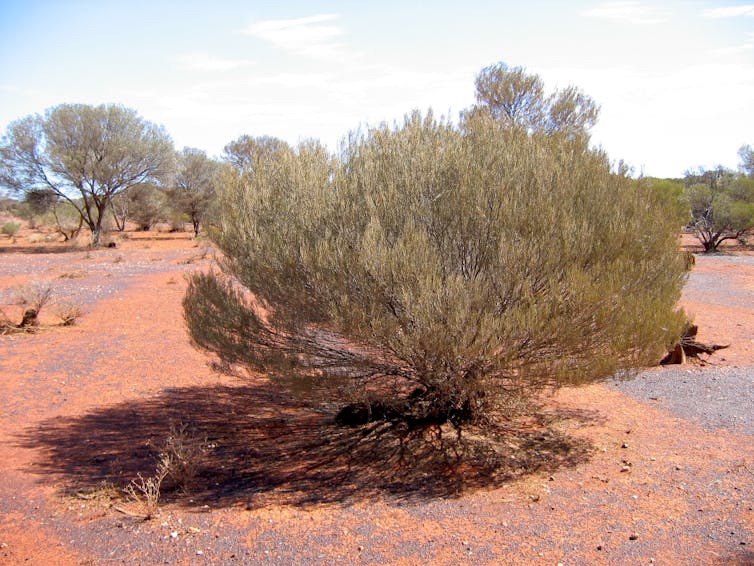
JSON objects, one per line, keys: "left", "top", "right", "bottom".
{"left": 1, "top": 222, "right": 20, "bottom": 237}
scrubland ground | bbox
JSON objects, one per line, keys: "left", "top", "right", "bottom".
{"left": 0, "top": 228, "right": 752, "bottom": 565}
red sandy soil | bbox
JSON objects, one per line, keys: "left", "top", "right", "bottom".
{"left": 0, "top": 229, "right": 752, "bottom": 565}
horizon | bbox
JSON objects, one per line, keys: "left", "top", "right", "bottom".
{"left": 1, "top": 1, "right": 753, "bottom": 178}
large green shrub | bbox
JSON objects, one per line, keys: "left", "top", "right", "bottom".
{"left": 184, "top": 109, "right": 686, "bottom": 434}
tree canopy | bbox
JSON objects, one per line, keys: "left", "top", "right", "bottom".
{"left": 471, "top": 62, "right": 600, "bottom": 139}
{"left": 0, "top": 103, "right": 174, "bottom": 245}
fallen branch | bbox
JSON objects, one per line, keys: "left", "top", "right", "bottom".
{"left": 661, "top": 323, "right": 729, "bottom": 365}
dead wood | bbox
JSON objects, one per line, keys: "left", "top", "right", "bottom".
{"left": 661, "top": 323, "right": 730, "bottom": 365}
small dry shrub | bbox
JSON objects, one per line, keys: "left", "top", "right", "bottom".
{"left": 159, "top": 422, "right": 208, "bottom": 494}
{"left": 123, "top": 463, "right": 168, "bottom": 520}
{"left": 15, "top": 281, "right": 54, "bottom": 314}
{"left": 120, "top": 423, "right": 207, "bottom": 519}
{"left": 54, "top": 301, "right": 83, "bottom": 326}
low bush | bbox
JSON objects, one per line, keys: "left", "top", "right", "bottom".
{"left": 1, "top": 222, "right": 20, "bottom": 237}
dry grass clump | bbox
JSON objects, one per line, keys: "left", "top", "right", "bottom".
{"left": 119, "top": 422, "right": 208, "bottom": 520}
{"left": 1, "top": 281, "right": 84, "bottom": 333}
{"left": 54, "top": 302, "right": 83, "bottom": 326}
{"left": 122, "top": 467, "right": 168, "bottom": 520}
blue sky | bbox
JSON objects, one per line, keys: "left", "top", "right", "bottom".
{"left": 1, "top": 0, "right": 752, "bottom": 177}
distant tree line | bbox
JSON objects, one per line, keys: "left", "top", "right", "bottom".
{"left": 0, "top": 104, "right": 303, "bottom": 246}
{"left": 639, "top": 145, "right": 754, "bottom": 253}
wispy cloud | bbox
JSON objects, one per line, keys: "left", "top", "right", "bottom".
{"left": 583, "top": 2, "right": 669, "bottom": 24}
{"left": 244, "top": 14, "right": 353, "bottom": 62}
{"left": 703, "top": 4, "right": 754, "bottom": 18}
{"left": 177, "top": 52, "right": 255, "bottom": 71}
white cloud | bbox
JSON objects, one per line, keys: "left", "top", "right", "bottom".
{"left": 703, "top": 5, "right": 754, "bottom": 18}
{"left": 244, "top": 14, "right": 353, "bottom": 62}
{"left": 583, "top": 2, "right": 669, "bottom": 24}
{"left": 177, "top": 52, "right": 255, "bottom": 71}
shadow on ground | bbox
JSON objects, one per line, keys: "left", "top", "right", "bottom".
{"left": 19, "top": 382, "right": 597, "bottom": 509}
{"left": 0, "top": 244, "right": 79, "bottom": 254}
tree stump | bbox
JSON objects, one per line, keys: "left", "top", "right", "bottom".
{"left": 661, "top": 323, "right": 729, "bottom": 364}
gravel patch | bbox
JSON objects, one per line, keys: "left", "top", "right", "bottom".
{"left": 610, "top": 365, "right": 754, "bottom": 434}
{"left": 682, "top": 254, "right": 754, "bottom": 309}
{"left": 0, "top": 247, "right": 202, "bottom": 306}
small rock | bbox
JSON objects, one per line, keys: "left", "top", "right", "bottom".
{"left": 629, "top": 533, "right": 639, "bottom": 541}
{"left": 621, "top": 443, "right": 629, "bottom": 449}
{"left": 170, "top": 531, "right": 178, "bottom": 539}
{"left": 620, "top": 466, "right": 631, "bottom": 473}
{"left": 358, "top": 546, "right": 364, "bottom": 552}
{"left": 596, "top": 545, "right": 603, "bottom": 551}
{"left": 196, "top": 550, "right": 203, "bottom": 555}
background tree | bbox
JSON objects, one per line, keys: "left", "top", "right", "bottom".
{"left": 683, "top": 166, "right": 754, "bottom": 252}
{"left": 739, "top": 144, "right": 754, "bottom": 178}
{"left": 471, "top": 62, "right": 600, "bottom": 138}
{"left": 0, "top": 103, "right": 174, "bottom": 246}
{"left": 124, "top": 183, "right": 169, "bottom": 231}
{"left": 223, "top": 134, "right": 292, "bottom": 171}
{"left": 184, "top": 107, "right": 686, "bottom": 444}
{"left": 168, "top": 147, "right": 219, "bottom": 237}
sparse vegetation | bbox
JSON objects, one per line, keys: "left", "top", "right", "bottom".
{"left": 0, "top": 281, "right": 83, "bottom": 333}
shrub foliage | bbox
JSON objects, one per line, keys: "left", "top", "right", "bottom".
{"left": 184, "top": 106, "right": 686, "bottom": 434}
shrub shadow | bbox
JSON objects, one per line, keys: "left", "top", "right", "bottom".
{"left": 0, "top": 244, "right": 79, "bottom": 254}
{"left": 18, "top": 382, "right": 596, "bottom": 509}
